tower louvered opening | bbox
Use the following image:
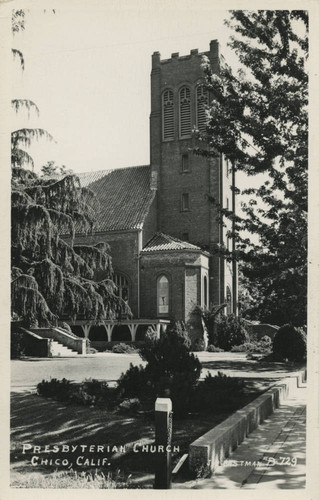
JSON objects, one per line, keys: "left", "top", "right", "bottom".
{"left": 163, "top": 89, "right": 174, "bottom": 140}
{"left": 196, "top": 85, "right": 208, "bottom": 131}
{"left": 179, "top": 87, "right": 191, "bottom": 138}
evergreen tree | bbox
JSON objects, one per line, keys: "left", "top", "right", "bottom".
{"left": 11, "top": 10, "right": 128, "bottom": 326}
{"left": 11, "top": 167, "right": 129, "bottom": 326}
{"left": 198, "top": 10, "right": 308, "bottom": 326}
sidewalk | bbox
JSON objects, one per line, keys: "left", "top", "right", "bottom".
{"left": 173, "top": 381, "right": 306, "bottom": 489}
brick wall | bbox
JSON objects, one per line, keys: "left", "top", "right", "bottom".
{"left": 140, "top": 250, "right": 208, "bottom": 326}
{"left": 149, "top": 40, "right": 230, "bottom": 308}
{"left": 71, "top": 230, "right": 139, "bottom": 317}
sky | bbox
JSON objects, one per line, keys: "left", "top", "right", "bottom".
{"left": 10, "top": 1, "right": 240, "bottom": 174}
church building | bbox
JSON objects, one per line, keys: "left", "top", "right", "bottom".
{"left": 70, "top": 40, "right": 237, "bottom": 349}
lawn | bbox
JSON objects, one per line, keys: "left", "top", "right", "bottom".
{"left": 11, "top": 377, "right": 277, "bottom": 487}
{"left": 11, "top": 352, "right": 303, "bottom": 488}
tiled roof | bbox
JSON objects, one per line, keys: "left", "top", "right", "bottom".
{"left": 141, "top": 232, "right": 202, "bottom": 253}
{"left": 78, "top": 165, "right": 155, "bottom": 232}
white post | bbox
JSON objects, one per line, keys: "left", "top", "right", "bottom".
{"left": 154, "top": 398, "right": 173, "bottom": 489}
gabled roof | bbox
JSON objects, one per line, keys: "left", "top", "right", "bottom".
{"left": 78, "top": 165, "right": 155, "bottom": 232}
{"left": 141, "top": 232, "right": 202, "bottom": 253}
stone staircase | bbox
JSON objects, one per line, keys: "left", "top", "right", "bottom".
{"left": 23, "top": 327, "right": 86, "bottom": 357}
{"left": 50, "top": 339, "right": 79, "bottom": 357}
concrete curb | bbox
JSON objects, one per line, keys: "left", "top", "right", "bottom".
{"left": 189, "top": 369, "right": 306, "bottom": 474}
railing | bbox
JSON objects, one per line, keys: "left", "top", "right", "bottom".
{"left": 30, "top": 327, "right": 86, "bottom": 354}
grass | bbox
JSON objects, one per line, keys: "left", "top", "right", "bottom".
{"left": 11, "top": 469, "right": 132, "bottom": 489}
{"left": 11, "top": 376, "right": 276, "bottom": 488}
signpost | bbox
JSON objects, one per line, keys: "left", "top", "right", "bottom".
{"left": 154, "top": 397, "right": 173, "bottom": 489}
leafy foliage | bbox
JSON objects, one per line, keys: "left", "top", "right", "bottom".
{"left": 12, "top": 10, "right": 54, "bottom": 170}
{"left": 10, "top": 330, "right": 26, "bottom": 359}
{"left": 192, "top": 372, "right": 245, "bottom": 413}
{"left": 197, "top": 11, "right": 308, "bottom": 326}
{"left": 207, "top": 344, "right": 224, "bottom": 353}
{"left": 214, "top": 314, "right": 249, "bottom": 351}
{"left": 231, "top": 336, "right": 272, "bottom": 353}
{"left": 272, "top": 324, "right": 306, "bottom": 361}
{"left": 196, "top": 304, "right": 227, "bottom": 345}
{"left": 11, "top": 167, "right": 130, "bottom": 326}
{"left": 112, "top": 343, "right": 139, "bottom": 354}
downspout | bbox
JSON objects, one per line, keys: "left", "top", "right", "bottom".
{"left": 232, "top": 166, "right": 238, "bottom": 315}
{"left": 219, "top": 154, "right": 224, "bottom": 306}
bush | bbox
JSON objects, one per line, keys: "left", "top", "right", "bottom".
{"left": 11, "top": 330, "right": 26, "bottom": 359}
{"left": 273, "top": 324, "right": 306, "bottom": 362}
{"left": 192, "top": 338, "right": 205, "bottom": 352}
{"left": 117, "top": 363, "right": 151, "bottom": 400}
{"left": 192, "top": 372, "right": 245, "bottom": 412}
{"left": 37, "top": 378, "right": 72, "bottom": 402}
{"left": 70, "top": 378, "right": 113, "bottom": 408}
{"left": 214, "top": 314, "right": 249, "bottom": 351}
{"left": 231, "top": 343, "right": 250, "bottom": 352}
{"left": 207, "top": 344, "right": 224, "bottom": 353}
{"left": 119, "top": 321, "right": 201, "bottom": 417}
{"left": 37, "top": 378, "right": 116, "bottom": 408}
{"left": 112, "top": 343, "right": 138, "bottom": 354}
{"left": 195, "top": 304, "right": 227, "bottom": 345}
{"left": 231, "top": 336, "right": 273, "bottom": 353}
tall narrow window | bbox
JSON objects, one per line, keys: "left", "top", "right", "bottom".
{"left": 203, "top": 275, "right": 208, "bottom": 308}
{"left": 181, "top": 153, "right": 189, "bottom": 172}
{"left": 157, "top": 275, "right": 169, "bottom": 315}
{"left": 162, "top": 89, "right": 174, "bottom": 141}
{"left": 196, "top": 85, "right": 208, "bottom": 131}
{"left": 181, "top": 193, "right": 190, "bottom": 211}
{"left": 226, "top": 286, "right": 232, "bottom": 315}
{"left": 114, "top": 274, "right": 129, "bottom": 303}
{"left": 179, "top": 87, "right": 191, "bottom": 138}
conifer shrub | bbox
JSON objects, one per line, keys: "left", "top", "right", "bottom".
{"left": 117, "top": 321, "right": 201, "bottom": 417}
{"left": 192, "top": 372, "right": 245, "bottom": 412}
{"left": 37, "top": 378, "right": 116, "bottom": 408}
{"left": 273, "top": 324, "right": 307, "bottom": 362}
{"left": 214, "top": 314, "right": 249, "bottom": 351}
{"left": 37, "top": 378, "right": 72, "bottom": 402}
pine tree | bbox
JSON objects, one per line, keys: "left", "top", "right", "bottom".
{"left": 11, "top": 167, "right": 129, "bottom": 326}
{"left": 11, "top": 10, "right": 129, "bottom": 326}
{"left": 198, "top": 10, "right": 308, "bottom": 326}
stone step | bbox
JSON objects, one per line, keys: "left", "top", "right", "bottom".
{"left": 51, "top": 340, "right": 79, "bottom": 357}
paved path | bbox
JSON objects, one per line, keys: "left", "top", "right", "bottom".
{"left": 11, "top": 352, "right": 302, "bottom": 392}
{"left": 173, "top": 381, "right": 306, "bottom": 489}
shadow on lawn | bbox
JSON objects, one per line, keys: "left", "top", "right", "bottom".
{"left": 201, "top": 358, "right": 304, "bottom": 374}
{"left": 11, "top": 390, "right": 215, "bottom": 484}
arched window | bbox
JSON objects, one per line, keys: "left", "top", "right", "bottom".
{"left": 114, "top": 274, "right": 129, "bottom": 303}
{"left": 226, "top": 286, "right": 232, "bottom": 315}
{"left": 196, "top": 85, "right": 208, "bottom": 131}
{"left": 157, "top": 275, "right": 169, "bottom": 316}
{"left": 162, "top": 89, "right": 174, "bottom": 141}
{"left": 179, "top": 86, "right": 191, "bottom": 138}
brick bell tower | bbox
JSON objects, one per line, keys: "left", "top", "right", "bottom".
{"left": 149, "top": 40, "right": 237, "bottom": 312}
